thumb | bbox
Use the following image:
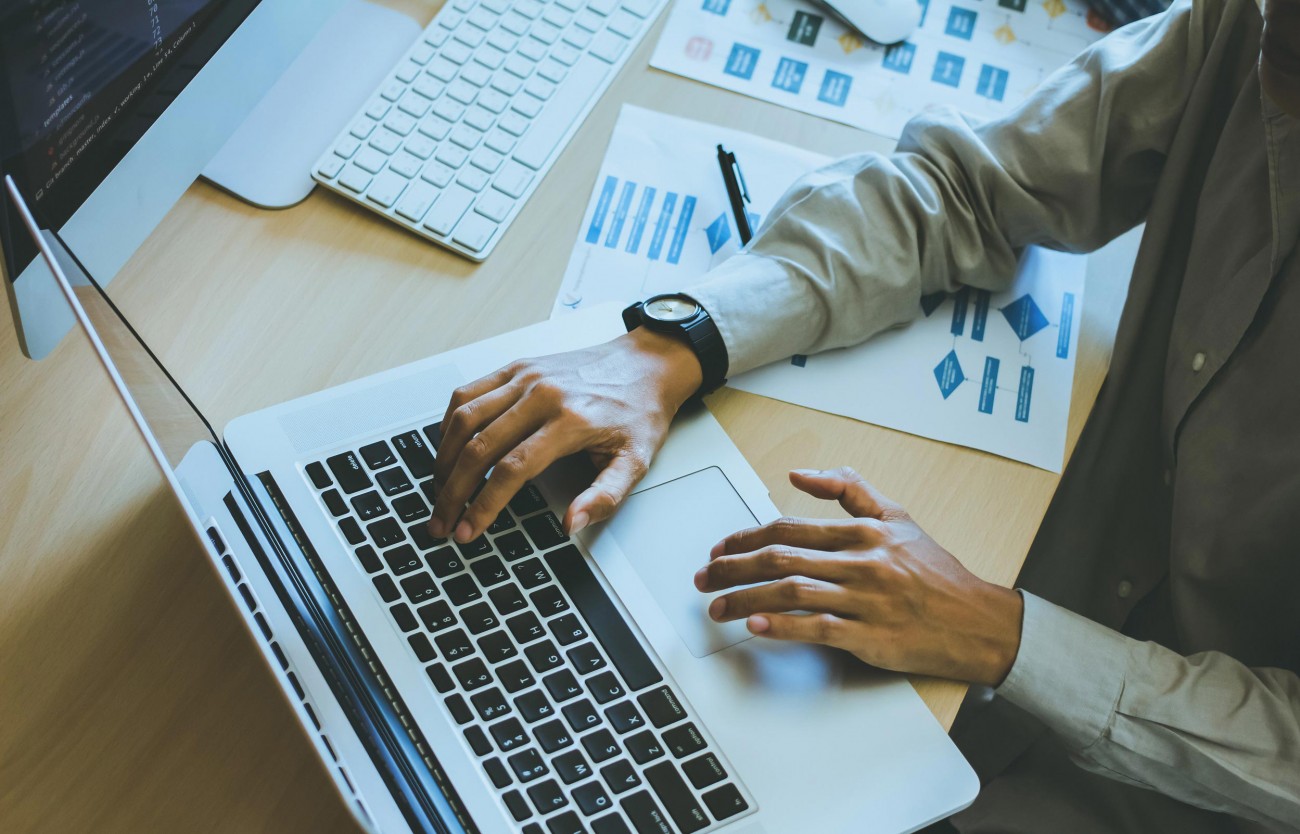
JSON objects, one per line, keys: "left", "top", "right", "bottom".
{"left": 788, "top": 467, "right": 902, "bottom": 520}
{"left": 565, "top": 450, "right": 649, "bottom": 533}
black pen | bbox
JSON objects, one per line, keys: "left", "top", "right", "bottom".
{"left": 716, "top": 144, "right": 753, "bottom": 246}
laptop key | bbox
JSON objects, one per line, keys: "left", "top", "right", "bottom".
{"left": 508, "top": 747, "right": 550, "bottom": 782}
{"left": 323, "top": 489, "right": 348, "bottom": 516}
{"left": 591, "top": 812, "right": 631, "bottom": 833}
{"left": 550, "top": 613, "right": 588, "bottom": 646}
{"left": 306, "top": 461, "right": 332, "bottom": 489}
{"left": 445, "top": 693, "right": 473, "bottom": 724}
{"left": 427, "top": 663, "right": 455, "bottom": 693}
{"left": 523, "top": 511, "right": 568, "bottom": 551}
{"left": 392, "top": 431, "right": 436, "bottom": 479}
{"left": 662, "top": 723, "right": 705, "bottom": 758}
{"left": 498, "top": 658, "right": 536, "bottom": 693}
{"left": 355, "top": 544, "right": 383, "bottom": 573}
{"left": 436, "top": 628, "right": 474, "bottom": 661}
{"left": 360, "top": 440, "right": 397, "bottom": 469}
{"left": 531, "top": 585, "right": 569, "bottom": 616}
{"left": 553, "top": 750, "right": 592, "bottom": 785}
{"left": 339, "top": 517, "right": 366, "bottom": 545}
{"left": 643, "top": 762, "right": 708, "bottom": 833}
{"left": 418, "top": 599, "right": 456, "bottom": 632}
{"left": 462, "top": 601, "right": 500, "bottom": 634}
{"left": 601, "top": 761, "right": 642, "bottom": 794}
{"left": 457, "top": 535, "right": 493, "bottom": 559}
{"left": 478, "top": 629, "right": 518, "bottom": 663}
{"left": 527, "top": 778, "right": 568, "bottom": 815}
{"left": 534, "top": 719, "right": 573, "bottom": 753}
{"left": 574, "top": 781, "right": 614, "bottom": 817}
{"left": 702, "top": 784, "right": 748, "bottom": 821}
{"left": 503, "top": 788, "right": 532, "bottom": 821}
{"left": 496, "top": 530, "right": 534, "bottom": 561}
{"left": 471, "top": 554, "right": 511, "bottom": 586}
{"left": 409, "top": 522, "right": 445, "bottom": 551}
{"left": 637, "top": 687, "right": 686, "bottom": 729}
{"left": 427, "top": 546, "right": 465, "bottom": 578}
{"left": 562, "top": 698, "right": 601, "bottom": 734}
{"left": 374, "top": 574, "right": 401, "bottom": 603}
{"left": 420, "top": 478, "right": 439, "bottom": 504}
{"left": 472, "top": 686, "right": 511, "bottom": 721}
{"left": 453, "top": 657, "right": 493, "bottom": 691}
{"left": 515, "top": 689, "right": 554, "bottom": 722}
{"left": 423, "top": 422, "right": 443, "bottom": 449}
{"left": 588, "top": 671, "right": 624, "bottom": 704}
{"left": 546, "top": 810, "right": 586, "bottom": 834}
{"left": 465, "top": 724, "right": 493, "bottom": 756}
{"left": 490, "top": 717, "right": 530, "bottom": 752}
{"left": 383, "top": 544, "right": 422, "bottom": 576}
{"left": 510, "top": 482, "right": 548, "bottom": 515}
{"left": 487, "top": 509, "right": 515, "bottom": 534}
{"left": 605, "top": 701, "right": 645, "bottom": 735}
{"left": 445, "top": 574, "right": 482, "bottom": 605}
{"left": 682, "top": 754, "right": 726, "bottom": 790}
{"left": 489, "top": 582, "right": 528, "bottom": 615}
{"left": 391, "top": 603, "right": 419, "bottom": 632}
{"left": 543, "top": 669, "right": 582, "bottom": 702}
{"left": 393, "top": 492, "right": 431, "bottom": 523}
{"left": 567, "top": 643, "right": 605, "bottom": 675}
{"left": 350, "top": 490, "right": 386, "bottom": 520}
{"left": 485, "top": 756, "right": 513, "bottom": 789}
{"left": 327, "top": 452, "right": 371, "bottom": 493}
{"left": 409, "top": 632, "right": 437, "bottom": 662}
{"left": 401, "top": 571, "right": 439, "bottom": 604}
{"left": 525, "top": 640, "right": 564, "bottom": 673}
{"left": 507, "top": 611, "right": 546, "bottom": 644}
{"left": 625, "top": 731, "right": 665, "bottom": 765}
{"left": 376, "top": 466, "right": 414, "bottom": 496}
{"left": 367, "top": 517, "right": 404, "bottom": 549}
{"left": 582, "top": 729, "right": 621, "bottom": 763}
{"left": 514, "top": 558, "right": 552, "bottom": 589}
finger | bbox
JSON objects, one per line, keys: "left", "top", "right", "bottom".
{"left": 788, "top": 467, "right": 905, "bottom": 520}
{"left": 707, "top": 577, "right": 855, "bottom": 622}
{"left": 695, "top": 546, "right": 853, "bottom": 592}
{"left": 438, "top": 363, "right": 519, "bottom": 444}
{"left": 564, "top": 449, "right": 650, "bottom": 534}
{"left": 457, "top": 427, "right": 576, "bottom": 541}
{"left": 434, "top": 381, "right": 524, "bottom": 487}
{"left": 432, "top": 403, "right": 544, "bottom": 540}
{"left": 709, "top": 517, "right": 876, "bottom": 559}
{"left": 746, "top": 612, "right": 860, "bottom": 651}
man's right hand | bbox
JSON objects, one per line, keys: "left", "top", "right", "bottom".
{"left": 428, "top": 327, "right": 704, "bottom": 544}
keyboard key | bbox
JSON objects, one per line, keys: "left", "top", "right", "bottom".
{"left": 395, "top": 60, "right": 421, "bottom": 83}
{"left": 436, "top": 628, "right": 475, "bottom": 661}
{"left": 547, "top": 810, "right": 586, "bottom": 834}
{"left": 662, "top": 723, "right": 705, "bottom": 758}
{"left": 637, "top": 687, "right": 686, "bottom": 729}
{"left": 478, "top": 628, "right": 517, "bottom": 662}
{"left": 393, "top": 492, "right": 431, "bottom": 523}
{"left": 498, "top": 658, "right": 537, "bottom": 693}
{"left": 508, "top": 747, "right": 551, "bottom": 782}
{"left": 471, "top": 555, "right": 511, "bottom": 586}
{"left": 497, "top": 113, "right": 531, "bottom": 141}
{"left": 562, "top": 698, "right": 601, "bottom": 733}
{"left": 591, "top": 815, "right": 630, "bottom": 834}
{"left": 625, "top": 730, "right": 664, "bottom": 765}
{"left": 350, "top": 490, "right": 386, "bottom": 521}
{"left": 607, "top": 9, "right": 640, "bottom": 37}
{"left": 549, "top": 545, "right": 663, "bottom": 691}
{"left": 339, "top": 517, "right": 366, "bottom": 545}
{"left": 551, "top": 42, "right": 582, "bottom": 66}
{"left": 409, "top": 521, "right": 444, "bottom": 551}
{"left": 524, "top": 76, "right": 556, "bottom": 101}
{"left": 392, "top": 431, "right": 436, "bottom": 479}
{"left": 588, "top": 671, "right": 625, "bottom": 704}
{"left": 401, "top": 571, "right": 439, "bottom": 604}
{"left": 306, "top": 461, "right": 332, "bottom": 489}
{"left": 573, "top": 781, "right": 614, "bottom": 817}
{"left": 515, "top": 689, "right": 555, "bottom": 722}
{"left": 428, "top": 663, "right": 455, "bottom": 693}
{"left": 384, "top": 111, "right": 418, "bottom": 137}
{"left": 496, "top": 530, "right": 534, "bottom": 561}
{"left": 355, "top": 544, "right": 383, "bottom": 573}
{"left": 423, "top": 422, "right": 443, "bottom": 449}
{"left": 682, "top": 754, "right": 726, "bottom": 790}
{"left": 601, "top": 760, "right": 642, "bottom": 794}
{"left": 507, "top": 611, "right": 547, "bottom": 644}
{"left": 504, "top": 788, "right": 532, "bottom": 822}
{"left": 475, "top": 188, "right": 513, "bottom": 224}
{"left": 383, "top": 544, "right": 423, "bottom": 576}
{"left": 532, "top": 585, "right": 570, "bottom": 617}
{"left": 323, "top": 489, "right": 347, "bottom": 517}
{"left": 457, "top": 166, "right": 490, "bottom": 192}
{"left": 353, "top": 145, "right": 387, "bottom": 175}
{"left": 643, "top": 762, "right": 708, "bottom": 833}
{"left": 582, "top": 729, "right": 621, "bottom": 763}
{"left": 368, "top": 517, "right": 403, "bottom": 548}
{"left": 419, "top": 113, "right": 453, "bottom": 141}
{"left": 465, "top": 724, "right": 493, "bottom": 756}
{"left": 523, "top": 512, "right": 568, "bottom": 550}
{"left": 514, "top": 558, "right": 552, "bottom": 590}
{"left": 604, "top": 701, "right": 645, "bottom": 734}
{"left": 553, "top": 749, "right": 593, "bottom": 785}
{"left": 453, "top": 657, "right": 494, "bottom": 691}
{"left": 702, "top": 784, "right": 748, "bottom": 821}
{"left": 404, "top": 134, "right": 438, "bottom": 164}
{"left": 457, "top": 535, "right": 493, "bottom": 559}
{"left": 374, "top": 574, "right": 401, "bottom": 603}
{"left": 418, "top": 599, "right": 457, "bottom": 632}
{"left": 535, "top": 719, "right": 574, "bottom": 753}
{"left": 424, "top": 184, "right": 476, "bottom": 235}
{"left": 472, "top": 686, "right": 511, "bottom": 721}
{"left": 367, "top": 170, "right": 408, "bottom": 207}
{"left": 370, "top": 128, "right": 403, "bottom": 154}
{"left": 567, "top": 642, "right": 605, "bottom": 674}
{"left": 489, "top": 582, "right": 528, "bottom": 615}
{"left": 445, "top": 693, "right": 473, "bottom": 724}
{"left": 562, "top": 26, "right": 593, "bottom": 50}
{"left": 622, "top": 0, "right": 658, "bottom": 16}
{"left": 589, "top": 31, "right": 627, "bottom": 64}
{"left": 510, "top": 483, "right": 548, "bottom": 515}
{"left": 485, "top": 756, "right": 513, "bottom": 789}
{"left": 409, "top": 632, "right": 437, "bottom": 662}
{"left": 445, "top": 574, "right": 482, "bottom": 605}
{"left": 327, "top": 452, "right": 371, "bottom": 493}
{"left": 434, "top": 97, "right": 468, "bottom": 124}
{"left": 359, "top": 441, "right": 397, "bottom": 469}
{"left": 575, "top": 9, "right": 604, "bottom": 30}
{"left": 544, "top": 669, "right": 583, "bottom": 702}
{"left": 427, "top": 546, "right": 466, "bottom": 578}
{"left": 525, "top": 640, "right": 564, "bottom": 673}
{"left": 387, "top": 151, "right": 423, "bottom": 179}
{"left": 490, "top": 717, "right": 530, "bottom": 751}
{"left": 550, "top": 613, "right": 588, "bottom": 646}
{"left": 527, "top": 778, "right": 569, "bottom": 815}
{"left": 376, "top": 466, "right": 413, "bottom": 496}
{"left": 453, "top": 213, "right": 498, "bottom": 252}
{"left": 420, "top": 479, "right": 439, "bottom": 504}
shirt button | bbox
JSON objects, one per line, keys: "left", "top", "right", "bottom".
{"left": 1117, "top": 580, "right": 1133, "bottom": 599}
{"left": 1191, "top": 352, "right": 1206, "bottom": 372}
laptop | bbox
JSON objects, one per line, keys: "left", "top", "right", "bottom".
{"left": 8, "top": 176, "right": 977, "bottom": 834}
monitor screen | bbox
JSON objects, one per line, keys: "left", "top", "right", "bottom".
{"left": 0, "top": 0, "right": 261, "bottom": 280}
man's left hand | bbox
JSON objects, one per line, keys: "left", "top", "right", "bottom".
{"left": 695, "top": 467, "right": 1024, "bottom": 687}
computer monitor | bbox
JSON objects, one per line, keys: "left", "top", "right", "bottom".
{"left": 0, "top": 0, "right": 352, "bottom": 359}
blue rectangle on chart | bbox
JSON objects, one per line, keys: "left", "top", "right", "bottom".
{"left": 976, "top": 64, "right": 1009, "bottom": 101}
{"left": 647, "top": 192, "right": 678, "bottom": 260}
{"left": 702, "top": 0, "right": 730, "bottom": 14}
{"left": 1056, "top": 293, "right": 1075, "bottom": 358}
{"left": 882, "top": 42, "right": 916, "bottom": 74}
{"left": 604, "top": 180, "right": 637, "bottom": 248}
{"left": 945, "top": 7, "right": 977, "bottom": 39}
{"left": 950, "top": 287, "right": 970, "bottom": 336}
{"left": 625, "top": 187, "right": 657, "bottom": 254}
{"left": 918, "top": 0, "right": 930, "bottom": 25}
{"left": 724, "top": 43, "right": 761, "bottom": 79}
{"left": 971, "top": 290, "right": 990, "bottom": 341}
{"left": 666, "top": 195, "right": 696, "bottom": 265}
{"left": 586, "top": 175, "right": 618, "bottom": 244}
{"left": 818, "top": 70, "right": 852, "bottom": 106}
{"left": 978, "top": 357, "right": 999, "bottom": 414}
{"left": 1016, "top": 366, "right": 1035, "bottom": 423}
{"left": 933, "top": 52, "right": 965, "bottom": 87}
{"left": 771, "top": 57, "right": 808, "bottom": 93}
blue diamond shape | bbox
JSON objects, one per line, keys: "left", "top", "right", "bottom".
{"left": 1001, "top": 294, "right": 1049, "bottom": 341}
{"left": 705, "top": 212, "right": 732, "bottom": 254}
{"left": 933, "top": 350, "right": 965, "bottom": 399}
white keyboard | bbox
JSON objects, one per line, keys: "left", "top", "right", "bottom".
{"left": 312, "top": 0, "right": 667, "bottom": 261}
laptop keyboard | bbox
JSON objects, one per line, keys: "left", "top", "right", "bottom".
{"left": 304, "top": 422, "right": 753, "bottom": 833}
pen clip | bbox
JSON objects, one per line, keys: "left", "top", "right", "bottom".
{"left": 731, "top": 157, "right": 750, "bottom": 204}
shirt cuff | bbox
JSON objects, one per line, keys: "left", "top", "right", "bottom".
{"left": 688, "top": 252, "right": 823, "bottom": 377}
{"left": 995, "top": 591, "right": 1131, "bottom": 752}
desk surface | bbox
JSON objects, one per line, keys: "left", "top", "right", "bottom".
{"left": 0, "top": 2, "right": 1134, "bottom": 831}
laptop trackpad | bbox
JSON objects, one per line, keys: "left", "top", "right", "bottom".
{"left": 604, "top": 467, "right": 758, "bottom": 658}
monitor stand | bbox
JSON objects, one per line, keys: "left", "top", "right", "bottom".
{"left": 201, "top": 0, "right": 421, "bottom": 209}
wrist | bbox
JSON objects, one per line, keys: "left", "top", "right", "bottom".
{"left": 621, "top": 327, "right": 705, "bottom": 410}
{"left": 965, "top": 584, "right": 1025, "bottom": 688}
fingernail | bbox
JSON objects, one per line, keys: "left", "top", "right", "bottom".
{"left": 454, "top": 521, "right": 472, "bottom": 542}
{"left": 570, "top": 511, "right": 589, "bottom": 535}
{"left": 693, "top": 567, "right": 708, "bottom": 591}
{"left": 748, "top": 615, "right": 770, "bottom": 633}
{"left": 792, "top": 468, "right": 823, "bottom": 477}
{"left": 708, "top": 597, "right": 726, "bottom": 620}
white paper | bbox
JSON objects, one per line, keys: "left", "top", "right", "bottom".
{"left": 731, "top": 247, "right": 1086, "bottom": 471}
{"left": 551, "top": 104, "right": 829, "bottom": 316}
{"left": 650, "top": 0, "right": 1104, "bottom": 139}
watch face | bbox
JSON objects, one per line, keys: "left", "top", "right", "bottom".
{"left": 644, "top": 295, "right": 699, "bottom": 323}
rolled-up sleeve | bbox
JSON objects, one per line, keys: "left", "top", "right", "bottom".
{"left": 690, "top": 0, "right": 1217, "bottom": 375}
{"left": 997, "top": 592, "right": 1300, "bottom": 829}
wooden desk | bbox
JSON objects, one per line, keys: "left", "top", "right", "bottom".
{"left": 0, "top": 2, "right": 1135, "bottom": 830}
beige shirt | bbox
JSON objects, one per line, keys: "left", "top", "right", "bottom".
{"left": 688, "top": 0, "right": 1300, "bottom": 829}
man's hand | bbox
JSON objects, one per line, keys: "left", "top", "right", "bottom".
{"left": 429, "top": 328, "right": 702, "bottom": 543}
{"left": 696, "top": 467, "right": 1024, "bottom": 687}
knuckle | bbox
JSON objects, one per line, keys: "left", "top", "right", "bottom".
{"left": 495, "top": 453, "right": 526, "bottom": 481}
{"left": 811, "top": 614, "right": 840, "bottom": 643}
{"left": 834, "top": 465, "right": 860, "bottom": 481}
{"left": 462, "top": 435, "right": 490, "bottom": 465}
{"left": 447, "top": 402, "right": 476, "bottom": 433}
{"left": 762, "top": 546, "right": 795, "bottom": 572}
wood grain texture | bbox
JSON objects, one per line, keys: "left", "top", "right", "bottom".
{"left": 0, "top": 1, "right": 1135, "bottom": 829}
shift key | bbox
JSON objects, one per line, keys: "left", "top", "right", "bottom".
{"left": 644, "top": 762, "right": 708, "bottom": 833}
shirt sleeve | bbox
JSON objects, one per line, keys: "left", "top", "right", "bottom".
{"left": 690, "top": 0, "right": 1218, "bottom": 376}
{"left": 996, "top": 592, "right": 1300, "bottom": 829}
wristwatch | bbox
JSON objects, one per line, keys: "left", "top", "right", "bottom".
{"left": 622, "top": 293, "right": 729, "bottom": 396}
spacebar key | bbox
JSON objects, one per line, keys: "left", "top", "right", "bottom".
{"left": 546, "top": 545, "right": 663, "bottom": 691}
{"left": 512, "top": 55, "right": 609, "bottom": 171}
